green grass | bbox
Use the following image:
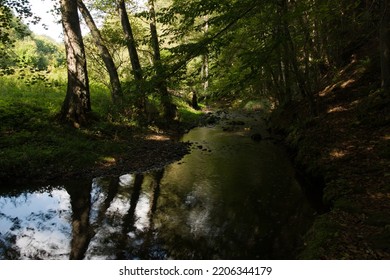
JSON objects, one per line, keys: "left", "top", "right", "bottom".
{"left": 0, "top": 75, "right": 126, "bottom": 183}
{"left": 174, "top": 96, "right": 204, "bottom": 124}
{"left": 0, "top": 75, "right": 202, "bottom": 184}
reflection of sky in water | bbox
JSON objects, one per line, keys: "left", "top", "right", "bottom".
{"left": 0, "top": 189, "right": 72, "bottom": 259}
{"left": 134, "top": 193, "right": 150, "bottom": 231}
{"left": 85, "top": 175, "right": 152, "bottom": 260}
{"left": 87, "top": 176, "right": 126, "bottom": 259}
{"left": 0, "top": 179, "right": 152, "bottom": 260}
{"left": 119, "top": 174, "right": 134, "bottom": 187}
{"left": 89, "top": 179, "right": 107, "bottom": 222}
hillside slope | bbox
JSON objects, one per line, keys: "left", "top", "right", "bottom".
{"left": 271, "top": 49, "right": 390, "bottom": 259}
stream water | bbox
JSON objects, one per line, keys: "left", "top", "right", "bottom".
{"left": 0, "top": 112, "right": 318, "bottom": 259}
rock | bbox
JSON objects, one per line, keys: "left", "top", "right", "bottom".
{"left": 206, "top": 115, "right": 219, "bottom": 125}
{"left": 222, "top": 126, "right": 236, "bottom": 132}
{"left": 227, "top": 120, "right": 245, "bottom": 126}
{"left": 251, "top": 133, "right": 262, "bottom": 142}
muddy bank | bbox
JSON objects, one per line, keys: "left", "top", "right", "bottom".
{"left": 0, "top": 125, "right": 192, "bottom": 188}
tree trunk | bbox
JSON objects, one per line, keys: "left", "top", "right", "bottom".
{"left": 278, "top": 0, "right": 317, "bottom": 115}
{"left": 60, "top": 0, "right": 91, "bottom": 127}
{"left": 201, "top": 53, "right": 209, "bottom": 92}
{"left": 148, "top": 0, "right": 175, "bottom": 120}
{"left": 201, "top": 16, "right": 210, "bottom": 93}
{"left": 148, "top": 0, "right": 161, "bottom": 64}
{"left": 380, "top": 0, "right": 390, "bottom": 95}
{"left": 117, "top": 0, "right": 144, "bottom": 110}
{"left": 77, "top": 0, "right": 122, "bottom": 104}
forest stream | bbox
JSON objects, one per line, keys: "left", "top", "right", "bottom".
{"left": 0, "top": 112, "right": 321, "bottom": 260}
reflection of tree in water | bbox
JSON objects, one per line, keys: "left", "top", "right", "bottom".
{"left": 91, "top": 169, "right": 164, "bottom": 260}
{"left": 66, "top": 170, "right": 168, "bottom": 259}
{"left": 116, "top": 173, "right": 144, "bottom": 259}
{"left": 151, "top": 182, "right": 218, "bottom": 259}
{"left": 94, "top": 178, "right": 119, "bottom": 226}
{"left": 148, "top": 178, "right": 281, "bottom": 259}
{"left": 67, "top": 182, "right": 92, "bottom": 260}
{"left": 0, "top": 214, "right": 20, "bottom": 259}
{"left": 138, "top": 169, "right": 165, "bottom": 259}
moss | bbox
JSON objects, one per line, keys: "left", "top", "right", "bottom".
{"left": 298, "top": 214, "right": 340, "bottom": 259}
{"left": 323, "top": 179, "right": 353, "bottom": 206}
{"left": 333, "top": 198, "right": 362, "bottom": 213}
{"left": 242, "top": 99, "right": 271, "bottom": 111}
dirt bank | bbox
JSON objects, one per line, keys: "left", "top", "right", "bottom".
{"left": 0, "top": 122, "right": 192, "bottom": 187}
{"left": 269, "top": 58, "right": 390, "bottom": 259}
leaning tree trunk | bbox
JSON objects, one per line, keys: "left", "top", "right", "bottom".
{"left": 148, "top": 0, "right": 175, "bottom": 120}
{"left": 77, "top": 0, "right": 122, "bottom": 104}
{"left": 60, "top": 0, "right": 91, "bottom": 127}
{"left": 117, "top": 0, "right": 144, "bottom": 110}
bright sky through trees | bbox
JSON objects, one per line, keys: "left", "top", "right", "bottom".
{"left": 26, "top": 0, "right": 147, "bottom": 42}
{"left": 28, "top": 0, "right": 62, "bottom": 41}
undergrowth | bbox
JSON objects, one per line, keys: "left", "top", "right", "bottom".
{"left": 0, "top": 75, "right": 203, "bottom": 184}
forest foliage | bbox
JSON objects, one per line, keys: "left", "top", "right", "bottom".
{"left": 1, "top": 0, "right": 389, "bottom": 259}
{"left": 1, "top": 0, "right": 388, "bottom": 125}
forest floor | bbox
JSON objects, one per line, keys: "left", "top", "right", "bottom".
{"left": 270, "top": 55, "right": 390, "bottom": 259}
{"left": 0, "top": 109, "right": 193, "bottom": 187}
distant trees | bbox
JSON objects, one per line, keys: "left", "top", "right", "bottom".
{"left": 0, "top": 1, "right": 64, "bottom": 81}
{"left": 1, "top": 0, "right": 33, "bottom": 73}
{"left": 14, "top": 36, "right": 64, "bottom": 69}
{"left": 0, "top": 0, "right": 35, "bottom": 46}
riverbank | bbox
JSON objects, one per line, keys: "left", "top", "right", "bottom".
{"left": 0, "top": 76, "right": 207, "bottom": 186}
{"left": 0, "top": 98, "right": 199, "bottom": 187}
{"left": 268, "top": 56, "right": 390, "bottom": 259}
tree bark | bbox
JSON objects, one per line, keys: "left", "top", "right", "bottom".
{"left": 77, "top": 0, "right": 122, "bottom": 104}
{"left": 201, "top": 16, "right": 209, "bottom": 93}
{"left": 201, "top": 53, "right": 209, "bottom": 92}
{"left": 60, "top": 0, "right": 91, "bottom": 127}
{"left": 148, "top": 0, "right": 175, "bottom": 120}
{"left": 148, "top": 0, "right": 161, "bottom": 64}
{"left": 117, "top": 0, "right": 144, "bottom": 109}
